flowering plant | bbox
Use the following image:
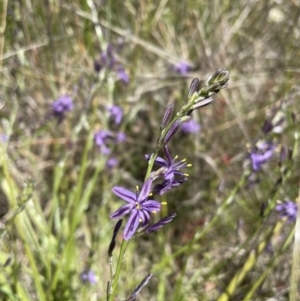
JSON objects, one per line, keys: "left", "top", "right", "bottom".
{"left": 106, "top": 69, "right": 230, "bottom": 300}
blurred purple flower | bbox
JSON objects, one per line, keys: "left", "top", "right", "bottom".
{"left": 0, "top": 134, "right": 9, "bottom": 142}
{"left": 110, "top": 178, "right": 161, "bottom": 240}
{"left": 107, "top": 105, "right": 123, "bottom": 124}
{"left": 249, "top": 142, "right": 275, "bottom": 171}
{"left": 115, "top": 132, "right": 126, "bottom": 143}
{"left": 94, "top": 60, "right": 102, "bottom": 73}
{"left": 94, "top": 44, "right": 129, "bottom": 83}
{"left": 117, "top": 67, "right": 129, "bottom": 84}
{"left": 94, "top": 130, "right": 113, "bottom": 155}
{"left": 52, "top": 95, "right": 73, "bottom": 119}
{"left": 181, "top": 119, "right": 201, "bottom": 134}
{"left": 276, "top": 200, "right": 297, "bottom": 222}
{"left": 107, "top": 157, "right": 118, "bottom": 168}
{"left": 173, "top": 61, "right": 193, "bottom": 75}
{"left": 101, "top": 44, "right": 115, "bottom": 69}
{"left": 80, "top": 270, "right": 97, "bottom": 284}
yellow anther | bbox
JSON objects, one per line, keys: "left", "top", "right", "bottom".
{"left": 187, "top": 164, "right": 192, "bottom": 167}
{"left": 161, "top": 202, "right": 167, "bottom": 205}
{"left": 149, "top": 192, "right": 153, "bottom": 196}
{"left": 184, "top": 173, "right": 189, "bottom": 177}
{"left": 182, "top": 158, "right": 187, "bottom": 162}
{"left": 136, "top": 186, "right": 139, "bottom": 191}
{"left": 175, "top": 155, "right": 178, "bottom": 160}
{"left": 139, "top": 218, "right": 142, "bottom": 222}
{"left": 152, "top": 211, "right": 157, "bottom": 214}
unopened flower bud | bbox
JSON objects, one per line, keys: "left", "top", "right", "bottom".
{"left": 190, "top": 97, "right": 214, "bottom": 110}
{"left": 206, "top": 69, "right": 229, "bottom": 86}
{"left": 108, "top": 219, "right": 123, "bottom": 257}
{"left": 163, "top": 120, "right": 181, "bottom": 144}
{"left": 188, "top": 78, "right": 200, "bottom": 97}
{"left": 161, "top": 103, "right": 174, "bottom": 129}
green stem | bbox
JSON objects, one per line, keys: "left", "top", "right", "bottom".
{"left": 243, "top": 225, "right": 295, "bottom": 301}
{"left": 108, "top": 145, "right": 159, "bottom": 299}
{"left": 108, "top": 239, "right": 130, "bottom": 301}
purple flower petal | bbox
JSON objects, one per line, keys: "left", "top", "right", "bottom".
{"left": 146, "top": 213, "right": 176, "bottom": 233}
{"left": 110, "top": 204, "right": 134, "bottom": 219}
{"left": 145, "top": 155, "right": 167, "bottom": 166}
{"left": 138, "top": 178, "right": 153, "bottom": 203}
{"left": 112, "top": 187, "right": 136, "bottom": 204}
{"left": 139, "top": 210, "right": 150, "bottom": 228}
{"left": 164, "top": 146, "right": 173, "bottom": 165}
{"left": 142, "top": 200, "right": 161, "bottom": 212}
{"left": 124, "top": 210, "right": 140, "bottom": 240}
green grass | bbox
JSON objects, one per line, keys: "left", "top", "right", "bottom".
{"left": 0, "top": 0, "right": 300, "bottom": 300}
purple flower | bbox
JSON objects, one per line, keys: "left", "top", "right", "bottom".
{"left": 80, "top": 270, "right": 97, "bottom": 284}
{"left": 52, "top": 95, "right": 73, "bottom": 119}
{"left": 101, "top": 44, "right": 115, "bottom": 69}
{"left": 110, "top": 178, "right": 161, "bottom": 240}
{"left": 107, "top": 105, "right": 123, "bottom": 124}
{"left": 115, "top": 132, "right": 126, "bottom": 143}
{"left": 117, "top": 67, "right": 129, "bottom": 84}
{"left": 276, "top": 200, "right": 297, "bottom": 222}
{"left": 107, "top": 157, "right": 118, "bottom": 168}
{"left": 0, "top": 134, "right": 9, "bottom": 142}
{"left": 94, "top": 130, "right": 113, "bottom": 155}
{"left": 249, "top": 142, "right": 275, "bottom": 171}
{"left": 173, "top": 61, "right": 193, "bottom": 75}
{"left": 146, "top": 146, "right": 189, "bottom": 195}
{"left": 181, "top": 119, "right": 201, "bottom": 134}
{"left": 95, "top": 44, "right": 129, "bottom": 84}
{"left": 147, "top": 146, "right": 190, "bottom": 183}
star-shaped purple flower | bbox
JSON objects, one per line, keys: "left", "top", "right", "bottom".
{"left": 147, "top": 146, "right": 190, "bottom": 182}
{"left": 110, "top": 178, "right": 161, "bottom": 240}
{"left": 146, "top": 146, "right": 189, "bottom": 195}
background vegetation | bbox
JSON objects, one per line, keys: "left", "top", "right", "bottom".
{"left": 0, "top": 0, "right": 300, "bottom": 300}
